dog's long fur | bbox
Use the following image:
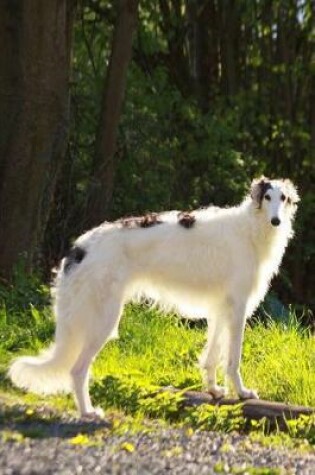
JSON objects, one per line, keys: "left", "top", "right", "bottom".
{"left": 9, "top": 177, "right": 299, "bottom": 416}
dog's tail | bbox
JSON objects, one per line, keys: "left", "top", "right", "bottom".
{"left": 9, "top": 338, "right": 79, "bottom": 395}
{"left": 9, "top": 343, "right": 77, "bottom": 394}
{"left": 9, "top": 257, "right": 87, "bottom": 394}
{"left": 9, "top": 248, "right": 105, "bottom": 395}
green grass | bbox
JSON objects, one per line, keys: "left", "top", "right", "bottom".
{"left": 93, "top": 305, "right": 204, "bottom": 390}
{"left": 0, "top": 276, "right": 314, "bottom": 444}
{"left": 89, "top": 306, "right": 315, "bottom": 408}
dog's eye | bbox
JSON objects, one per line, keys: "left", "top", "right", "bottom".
{"left": 264, "top": 194, "right": 271, "bottom": 201}
{"left": 280, "top": 194, "right": 286, "bottom": 202}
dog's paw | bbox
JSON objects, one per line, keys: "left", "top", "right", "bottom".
{"left": 238, "top": 388, "right": 259, "bottom": 400}
{"left": 208, "top": 385, "right": 226, "bottom": 399}
{"left": 81, "top": 406, "right": 105, "bottom": 419}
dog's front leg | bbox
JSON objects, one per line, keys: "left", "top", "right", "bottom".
{"left": 199, "top": 320, "right": 226, "bottom": 399}
{"left": 226, "top": 304, "right": 259, "bottom": 400}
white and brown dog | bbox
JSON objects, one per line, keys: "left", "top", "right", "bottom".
{"left": 9, "top": 177, "right": 299, "bottom": 417}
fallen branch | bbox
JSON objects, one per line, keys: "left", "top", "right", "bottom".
{"left": 164, "top": 388, "right": 314, "bottom": 430}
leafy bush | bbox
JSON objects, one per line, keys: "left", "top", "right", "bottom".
{"left": 0, "top": 272, "right": 54, "bottom": 352}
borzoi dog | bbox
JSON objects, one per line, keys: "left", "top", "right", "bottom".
{"left": 9, "top": 177, "right": 299, "bottom": 417}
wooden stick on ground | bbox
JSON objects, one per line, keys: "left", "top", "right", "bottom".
{"left": 163, "top": 388, "right": 314, "bottom": 431}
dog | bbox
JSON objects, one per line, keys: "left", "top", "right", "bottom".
{"left": 9, "top": 177, "right": 299, "bottom": 417}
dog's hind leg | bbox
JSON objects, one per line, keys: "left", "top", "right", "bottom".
{"left": 199, "top": 319, "right": 226, "bottom": 399}
{"left": 225, "top": 301, "right": 259, "bottom": 400}
{"left": 70, "top": 298, "right": 123, "bottom": 417}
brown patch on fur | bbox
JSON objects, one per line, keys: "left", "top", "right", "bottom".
{"left": 119, "top": 213, "right": 163, "bottom": 229}
{"left": 250, "top": 176, "right": 272, "bottom": 208}
{"left": 178, "top": 212, "right": 196, "bottom": 228}
{"left": 139, "top": 213, "right": 163, "bottom": 228}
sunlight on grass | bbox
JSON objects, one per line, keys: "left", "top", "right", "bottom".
{"left": 93, "top": 305, "right": 205, "bottom": 390}
{"left": 1, "top": 299, "right": 314, "bottom": 410}
{"left": 243, "top": 323, "right": 315, "bottom": 406}
{"left": 1, "top": 300, "right": 315, "bottom": 443}
{"left": 92, "top": 304, "right": 315, "bottom": 408}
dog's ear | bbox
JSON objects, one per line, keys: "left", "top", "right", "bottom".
{"left": 283, "top": 179, "right": 300, "bottom": 206}
{"left": 250, "top": 176, "right": 271, "bottom": 207}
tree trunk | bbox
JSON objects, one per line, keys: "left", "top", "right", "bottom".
{"left": 219, "top": 0, "right": 239, "bottom": 96}
{"left": 0, "top": 0, "right": 76, "bottom": 278}
{"left": 187, "top": 0, "right": 218, "bottom": 112}
{"left": 158, "top": 0, "right": 192, "bottom": 98}
{"left": 86, "top": 0, "right": 138, "bottom": 227}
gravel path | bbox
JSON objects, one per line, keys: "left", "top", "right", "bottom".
{"left": 0, "top": 405, "right": 314, "bottom": 475}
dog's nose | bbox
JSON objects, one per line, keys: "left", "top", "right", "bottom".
{"left": 271, "top": 217, "right": 281, "bottom": 226}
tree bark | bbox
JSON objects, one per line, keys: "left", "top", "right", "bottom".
{"left": 187, "top": 0, "right": 217, "bottom": 112}
{"left": 219, "top": 0, "right": 240, "bottom": 96}
{"left": 0, "top": 0, "right": 76, "bottom": 278}
{"left": 158, "top": 0, "right": 192, "bottom": 98}
{"left": 86, "top": 0, "right": 138, "bottom": 227}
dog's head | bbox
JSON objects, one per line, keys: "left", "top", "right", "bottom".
{"left": 250, "top": 176, "right": 300, "bottom": 227}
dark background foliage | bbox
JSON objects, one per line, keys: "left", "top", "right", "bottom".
{"left": 1, "top": 0, "right": 314, "bottom": 317}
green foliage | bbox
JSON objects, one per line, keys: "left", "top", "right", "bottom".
{"left": 214, "top": 464, "right": 281, "bottom": 475}
{"left": 286, "top": 414, "right": 315, "bottom": 444}
{"left": 92, "top": 373, "right": 245, "bottom": 430}
{"left": 91, "top": 374, "right": 315, "bottom": 445}
{"left": 92, "top": 375, "right": 186, "bottom": 420}
{"left": 242, "top": 321, "right": 315, "bottom": 407}
{"left": 114, "top": 71, "right": 249, "bottom": 213}
{"left": 184, "top": 403, "right": 247, "bottom": 433}
{"left": 0, "top": 273, "right": 54, "bottom": 352}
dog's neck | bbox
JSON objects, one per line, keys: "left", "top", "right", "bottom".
{"left": 246, "top": 200, "right": 293, "bottom": 269}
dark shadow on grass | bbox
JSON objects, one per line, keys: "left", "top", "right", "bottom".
{"left": 0, "top": 404, "right": 111, "bottom": 440}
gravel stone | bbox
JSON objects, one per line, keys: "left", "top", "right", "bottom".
{"left": 0, "top": 405, "right": 314, "bottom": 474}
{"left": 0, "top": 427, "right": 315, "bottom": 475}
